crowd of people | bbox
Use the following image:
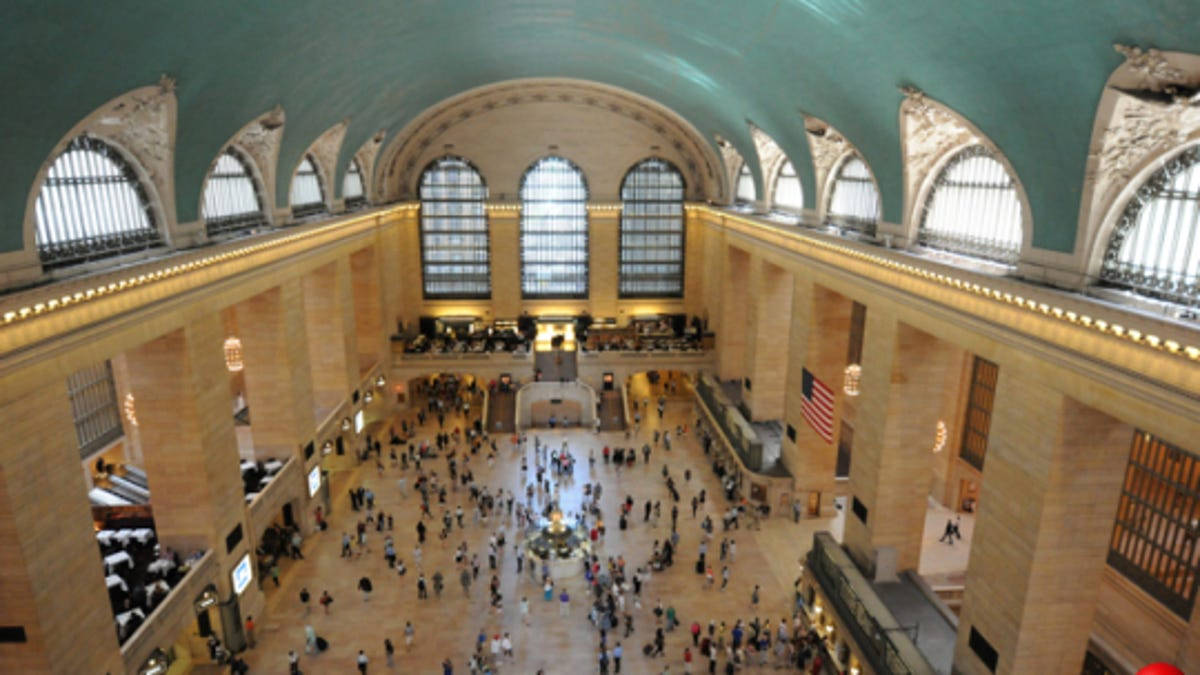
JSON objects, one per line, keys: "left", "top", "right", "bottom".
{"left": 241, "top": 373, "right": 840, "bottom": 674}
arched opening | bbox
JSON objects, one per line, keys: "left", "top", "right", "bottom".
{"left": 520, "top": 156, "right": 589, "bottom": 298}
{"left": 826, "top": 155, "right": 880, "bottom": 237}
{"left": 419, "top": 156, "right": 490, "bottom": 299}
{"left": 619, "top": 157, "right": 685, "bottom": 298}
{"left": 289, "top": 154, "right": 327, "bottom": 218}
{"left": 202, "top": 148, "right": 267, "bottom": 238}
{"left": 918, "top": 145, "right": 1022, "bottom": 265}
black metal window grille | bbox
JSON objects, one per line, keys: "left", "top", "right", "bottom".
{"left": 773, "top": 160, "right": 803, "bottom": 212}
{"left": 959, "top": 356, "right": 997, "bottom": 471}
{"left": 290, "top": 154, "right": 326, "bottom": 218}
{"left": 1108, "top": 431, "right": 1200, "bottom": 619}
{"left": 34, "top": 135, "right": 161, "bottom": 269}
{"left": 419, "top": 156, "right": 490, "bottom": 298}
{"left": 67, "top": 360, "right": 123, "bottom": 458}
{"left": 1100, "top": 146, "right": 1200, "bottom": 305}
{"left": 918, "top": 145, "right": 1022, "bottom": 265}
{"left": 202, "top": 149, "right": 267, "bottom": 238}
{"left": 520, "top": 156, "right": 589, "bottom": 298}
{"left": 735, "top": 162, "right": 756, "bottom": 204}
{"left": 619, "top": 158, "right": 685, "bottom": 298}
{"left": 828, "top": 156, "right": 880, "bottom": 236}
{"left": 343, "top": 158, "right": 367, "bottom": 210}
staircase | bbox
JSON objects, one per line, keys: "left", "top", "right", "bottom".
{"left": 487, "top": 390, "right": 516, "bottom": 434}
{"left": 534, "top": 349, "right": 577, "bottom": 381}
{"left": 599, "top": 390, "right": 625, "bottom": 431}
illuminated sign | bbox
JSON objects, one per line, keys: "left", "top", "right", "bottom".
{"left": 307, "top": 466, "right": 321, "bottom": 497}
{"left": 354, "top": 410, "right": 364, "bottom": 434}
{"left": 231, "top": 553, "right": 252, "bottom": 595}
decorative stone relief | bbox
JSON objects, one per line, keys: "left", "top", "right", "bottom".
{"left": 714, "top": 134, "right": 746, "bottom": 200}
{"left": 1088, "top": 93, "right": 1200, "bottom": 207}
{"left": 804, "top": 117, "right": 849, "bottom": 206}
{"left": 353, "top": 130, "right": 386, "bottom": 202}
{"left": 306, "top": 120, "right": 349, "bottom": 194}
{"left": 748, "top": 122, "right": 788, "bottom": 206}
{"left": 232, "top": 105, "right": 286, "bottom": 209}
{"left": 1114, "top": 44, "right": 1188, "bottom": 92}
{"left": 88, "top": 81, "right": 177, "bottom": 214}
{"left": 899, "top": 86, "right": 978, "bottom": 202}
{"left": 381, "top": 80, "right": 721, "bottom": 201}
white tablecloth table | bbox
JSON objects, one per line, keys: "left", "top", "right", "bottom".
{"left": 104, "top": 551, "right": 133, "bottom": 574}
{"left": 264, "top": 459, "right": 283, "bottom": 473}
{"left": 113, "top": 529, "right": 136, "bottom": 547}
{"left": 105, "top": 574, "right": 128, "bottom": 592}
{"left": 96, "top": 530, "right": 117, "bottom": 546}
{"left": 147, "top": 558, "right": 176, "bottom": 576}
{"left": 130, "top": 528, "right": 155, "bottom": 544}
{"left": 115, "top": 608, "right": 145, "bottom": 637}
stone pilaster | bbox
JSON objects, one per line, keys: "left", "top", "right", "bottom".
{"left": 743, "top": 257, "right": 792, "bottom": 421}
{"left": 0, "top": 381, "right": 122, "bottom": 674}
{"left": 303, "top": 262, "right": 353, "bottom": 421}
{"left": 953, "top": 370, "right": 1131, "bottom": 675}
{"left": 715, "top": 245, "right": 749, "bottom": 381}
{"left": 589, "top": 210, "right": 619, "bottom": 317}
{"left": 350, "top": 246, "right": 386, "bottom": 370}
{"left": 234, "top": 281, "right": 316, "bottom": 460}
{"left": 489, "top": 209, "right": 522, "bottom": 318}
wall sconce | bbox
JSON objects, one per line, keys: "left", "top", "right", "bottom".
{"left": 843, "top": 364, "right": 861, "bottom": 396}
{"left": 932, "top": 420, "right": 947, "bottom": 453}
{"left": 341, "top": 417, "right": 351, "bottom": 432}
{"left": 322, "top": 440, "right": 333, "bottom": 455}
{"left": 223, "top": 336, "right": 244, "bottom": 372}
{"left": 123, "top": 393, "right": 138, "bottom": 427}
{"left": 364, "top": 391, "right": 374, "bottom": 404}
{"left": 375, "top": 374, "right": 386, "bottom": 387}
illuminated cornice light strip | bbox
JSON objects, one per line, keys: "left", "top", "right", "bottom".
{"left": 482, "top": 203, "right": 624, "bottom": 213}
{"left": 1, "top": 205, "right": 417, "bottom": 328}
{"left": 691, "top": 205, "right": 1200, "bottom": 364}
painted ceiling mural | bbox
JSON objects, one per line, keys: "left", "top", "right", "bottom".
{"left": 5, "top": 0, "right": 1200, "bottom": 253}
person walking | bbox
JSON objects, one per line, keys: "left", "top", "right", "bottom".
{"left": 750, "top": 584, "right": 760, "bottom": 610}
{"left": 319, "top": 590, "right": 333, "bottom": 614}
{"left": 299, "top": 587, "right": 311, "bottom": 615}
{"left": 720, "top": 566, "right": 730, "bottom": 591}
{"left": 288, "top": 649, "right": 300, "bottom": 674}
{"left": 404, "top": 621, "right": 415, "bottom": 651}
{"left": 244, "top": 615, "right": 255, "bottom": 648}
{"left": 356, "top": 649, "right": 369, "bottom": 674}
{"left": 613, "top": 642, "right": 623, "bottom": 673}
{"left": 384, "top": 638, "right": 395, "bottom": 668}
{"left": 304, "top": 625, "right": 317, "bottom": 654}
{"left": 559, "top": 588, "right": 570, "bottom": 616}
{"left": 358, "top": 576, "right": 373, "bottom": 601}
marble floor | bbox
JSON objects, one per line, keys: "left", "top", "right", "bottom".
{"left": 239, "top": 378, "right": 973, "bottom": 674}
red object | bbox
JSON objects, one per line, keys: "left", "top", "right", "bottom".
{"left": 1137, "top": 664, "right": 1183, "bottom": 675}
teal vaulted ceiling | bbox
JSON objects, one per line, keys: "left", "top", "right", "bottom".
{"left": 5, "top": 1, "right": 1200, "bottom": 254}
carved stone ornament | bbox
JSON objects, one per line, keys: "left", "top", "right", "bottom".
{"left": 804, "top": 117, "right": 848, "bottom": 197}
{"left": 354, "top": 130, "right": 386, "bottom": 201}
{"left": 899, "top": 85, "right": 977, "bottom": 198}
{"left": 233, "top": 106, "right": 286, "bottom": 206}
{"left": 307, "top": 120, "right": 349, "bottom": 190}
{"left": 714, "top": 133, "right": 746, "bottom": 198}
{"left": 1114, "top": 43, "right": 1188, "bottom": 92}
{"left": 1088, "top": 93, "right": 1200, "bottom": 207}
{"left": 90, "top": 85, "right": 174, "bottom": 200}
{"left": 748, "top": 122, "right": 788, "bottom": 203}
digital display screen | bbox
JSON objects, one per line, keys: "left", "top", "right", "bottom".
{"left": 231, "top": 553, "right": 252, "bottom": 595}
{"left": 307, "top": 466, "right": 321, "bottom": 497}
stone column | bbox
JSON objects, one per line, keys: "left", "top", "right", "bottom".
{"left": 0, "top": 379, "right": 122, "bottom": 674}
{"left": 952, "top": 370, "right": 1131, "bottom": 675}
{"left": 376, "top": 213, "right": 406, "bottom": 337}
{"left": 489, "top": 208, "right": 522, "bottom": 318}
{"left": 844, "top": 319, "right": 963, "bottom": 574}
{"left": 350, "top": 246, "right": 386, "bottom": 370}
{"left": 589, "top": 208, "right": 620, "bottom": 317}
{"left": 683, "top": 208, "right": 706, "bottom": 317}
{"left": 743, "top": 257, "right": 792, "bottom": 421}
{"left": 234, "top": 281, "right": 316, "bottom": 460}
{"left": 303, "top": 262, "right": 354, "bottom": 422}
{"left": 715, "top": 245, "right": 749, "bottom": 381}
{"left": 124, "top": 314, "right": 265, "bottom": 621}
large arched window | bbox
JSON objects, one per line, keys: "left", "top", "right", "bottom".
{"left": 289, "top": 154, "right": 326, "bottom": 218}
{"left": 772, "top": 160, "right": 803, "bottom": 212}
{"left": 419, "top": 156, "right": 490, "bottom": 299}
{"left": 735, "top": 163, "right": 756, "bottom": 204}
{"left": 620, "top": 158, "right": 685, "bottom": 298}
{"left": 918, "top": 145, "right": 1022, "bottom": 264}
{"left": 827, "top": 155, "right": 880, "bottom": 236}
{"left": 201, "top": 149, "right": 266, "bottom": 237}
{"left": 343, "top": 158, "right": 366, "bottom": 210}
{"left": 1100, "top": 146, "right": 1200, "bottom": 305}
{"left": 520, "top": 156, "right": 589, "bottom": 298}
{"left": 34, "top": 135, "right": 161, "bottom": 268}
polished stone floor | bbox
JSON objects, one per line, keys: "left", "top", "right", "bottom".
{"left": 239, "top": 376, "right": 971, "bottom": 674}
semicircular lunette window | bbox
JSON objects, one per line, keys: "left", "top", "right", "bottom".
{"left": 419, "top": 156, "right": 490, "bottom": 299}
{"left": 343, "top": 158, "right": 366, "bottom": 210}
{"left": 918, "top": 146, "right": 1022, "bottom": 265}
{"left": 1100, "top": 146, "right": 1200, "bottom": 306}
{"left": 202, "top": 149, "right": 266, "bottom": 238}
{"left": 827, "top": 155, "right": 880, "bottom": 237}
{"left": 289, "top": 154, "right": 327, "bottom": 218}
{"left": 520, "top": 156, "right": 589, "bottom": 299}
{"left": 620, "top": 158, "right": 685, "bottom": 298}
{"left": 772, "top": 160, "right": 803, "bottom": 213}
{"left": 34, "top": 135, "right": 161, "bottom": 269}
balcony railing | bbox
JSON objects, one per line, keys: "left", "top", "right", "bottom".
{"left": 807, "top": 532, "right": 935, "bottom": 675}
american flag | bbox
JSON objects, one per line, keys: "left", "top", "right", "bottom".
{"left": 801, "top": 368, "right": 835, "bottom": 443}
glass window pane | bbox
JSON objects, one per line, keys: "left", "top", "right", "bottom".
{"left": 620, "top": 158, "right": 685, "bottom": 297}
{"left": 918, "top": 146, "right": 1022, "bottom": 265}
{"left": 290, "top": 155, "right": 327, "bottom": 217}
{"left": 520, "top": 157, "right": 589, "bottom": 298}
{"left": 343, "top": 158, "right": 366, "bottom": 209}
{"left": 420, "top": 156, "right": 490, "bottom": 298}
{"left": 202, "top": 149, "right": 267, "bottom": 237}
{"left": 736, "top": 163, "right": 756, "bottom": 203}
{"left": 827, "top": 156, "right": 880, "bottom": 236}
